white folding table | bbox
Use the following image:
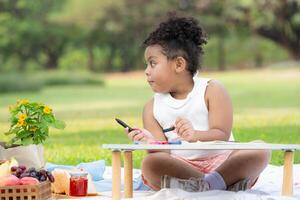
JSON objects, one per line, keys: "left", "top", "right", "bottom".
{"left": 102, "top": 142, "right": 300, "bottom": 200}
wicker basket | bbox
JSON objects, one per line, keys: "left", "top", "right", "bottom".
{"left": 0, "top": 181, "right": 51, "bottom": 200}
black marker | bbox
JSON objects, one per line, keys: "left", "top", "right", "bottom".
{"left": 115, "top": 118, "right": 175, "bottom": 133}
{"left": 163, "top": 126, "right": 175, "bottom": 133}
{"left": 115, "top": 118, "right": 134, "bottom": 132}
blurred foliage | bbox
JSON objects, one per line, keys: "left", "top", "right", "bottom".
{"left": 0, "top": 0, "right": 76, "bottom": 71}
{"left": 0, "top": 73, "right": 43, "bottom": 93}
{"left": 0, "top": 0, "right": 298, "bottom": 73}
{"left": 223, "top": 0, "right": 300, "bottom": 60}
{"left": 0, "top": 71, "right": 104, "bottom": 93}
{"left": 41, "top": 71, "right": 104, "bottom": 86}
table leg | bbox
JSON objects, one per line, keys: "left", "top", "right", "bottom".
{"left": 112, "top": 150, "right": 121, "bottom": 200}
{"left": 124, "top": 151, "right": 133, "bottom": 198}
{"left": 282, "top": 150, "right": 294, "bottom": 196}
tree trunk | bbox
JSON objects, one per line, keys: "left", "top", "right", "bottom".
{"left": 122, "top": 63, "right": 130, "bottom": 72}
{"left": 218, "top": 37, "right": 226, "bottom": 71}
{"left": 105, "top": 47, "right": 116, "bottom": 72}
{"left": 257, "top": 28, "right": 300, "bottom": 61}
{"left": 256, "top": 28, "right": 300, "bottom": 60}
{"left": 287, "top": 47, "right": 300, "bottom": 61}
{"left": 17, "top": 61, "right": 26, "bottom": 72}
{"left": 255, "top": 53, "right": 263, "bottom": 68}
{"left": 16, "top": 52, "right": 28, "bottom": 72}
{"left": 121, "top": 55, "right": 132, "bottom": 72}
{"left": 45, "top": 53, "right": 58, "bottom": 70}
{"left": 87, "top": 45, "right": 95, "bottom": 71}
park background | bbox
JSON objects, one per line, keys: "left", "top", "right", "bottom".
{"left": 0, "top": 0, "right": 299, "bottom": 168}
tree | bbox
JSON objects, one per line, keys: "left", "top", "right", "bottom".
{"left": 60, "top": 0, "right": 181, "bottom": 72}
{"left": 0, "top": 0, "right": 69, "bottom": 71}
{"left": 226, "top": 0, "right": 300, "bottom": 60}
{"left": 194, "top": 1, "right": 230, "bottom": 70}
{"left": 40, "top": 23, "right": 73, "bottom": 70}
{"left": 95, "top": 0, "right": 179, "bottom": 72}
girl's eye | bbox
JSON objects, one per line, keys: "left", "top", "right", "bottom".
{"left": 150, "top": 61, "right": 156, "bottom": 67}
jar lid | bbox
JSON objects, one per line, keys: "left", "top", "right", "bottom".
{"left": 70, "top": 172, "right": 88, "bottom": 177}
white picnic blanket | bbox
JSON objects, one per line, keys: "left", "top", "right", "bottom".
{"left": 111, "top": 164, "right": 300, "bottom": 199}
{"left": 61, "top": 164, "right": 300, "bottom": 199}
{"left": 125, "top": 164, "right": 300, "bottom": 200}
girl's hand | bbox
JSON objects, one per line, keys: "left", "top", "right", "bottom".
{"left": 125, "top": 127, "right": 154, "bottom": 143}
{"left": 175, "top": 117, "right": 198, "bottom": 142}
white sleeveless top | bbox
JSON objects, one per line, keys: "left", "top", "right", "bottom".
{"left": 153, "top": 77, "right": 233, "bottom": 160}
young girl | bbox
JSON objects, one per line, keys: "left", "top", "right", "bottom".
{"left": 125, "top": 15, "right": 271, "bottom": 192}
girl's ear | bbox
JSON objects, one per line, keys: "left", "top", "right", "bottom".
{"left": 174, "top": 56, "right": 187, "bottom": 73}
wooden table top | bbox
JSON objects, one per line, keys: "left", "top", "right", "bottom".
{"left": 102, "top": 142, "right": 300, "bottom": 151}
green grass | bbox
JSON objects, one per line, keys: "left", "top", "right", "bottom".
{"left": 0, "top": 67, "right": 299, "bottom": 168}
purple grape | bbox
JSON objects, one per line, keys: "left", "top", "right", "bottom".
{"left": 16, "top": 168, "right": 23, "bottom": 176}
{"left": 30, "top": 171, "right": 37, "bottom": 177}
{"left": 39, "top": 169, "right": 47, "bottom": 176}
{"left": 11, "top": 166, "right": 18, "bottom": 172}
{"left": 20, "top": 172, "right": 30, "bottom": 178}
{"left": 27, "top": 167, "right": 36, "bottom": 173}
{"left": 19, "top": 165, "right": 26, "bottom": 171}
{"left": 46, "top": 171, "right": 55, "bottom": 182}
{"left": 39, "top": 175, "right": 47, "bottom": 182}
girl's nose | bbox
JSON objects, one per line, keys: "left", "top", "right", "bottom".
{"left": 144, "top": 65, "right": 150, "bottom": 76}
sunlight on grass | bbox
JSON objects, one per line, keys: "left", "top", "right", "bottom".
{"left": 0, "top": 67, "right": 299, "bottom": 167}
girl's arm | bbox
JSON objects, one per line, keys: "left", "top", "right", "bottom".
{"left": 200, "top": 80, "right": 233, "bottom": 141}
{"left": 143, "top": 98, "right": 170, "bottom": 153}
{"left": 176, "top": 80, "right": 233, "bottom": 142}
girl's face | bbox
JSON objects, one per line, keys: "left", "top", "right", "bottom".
{"left": 144, "top": 45, "right": 176, "bottom": 93}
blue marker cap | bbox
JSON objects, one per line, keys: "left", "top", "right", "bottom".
{"left": 168, "top": 140, "right": 182, "bottom": 144}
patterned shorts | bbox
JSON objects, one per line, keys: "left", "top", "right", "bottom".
{"left": 141, "top": 151, "right": 232, "bottom": 190}
{"left": 171, "top": 151, "right": 232, "bottom": 174}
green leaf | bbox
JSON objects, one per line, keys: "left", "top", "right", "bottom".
{"left": 11, "top": 117, "right": 18, "bottom": 124}
{"left": 8, "top": 137, "right": 20, "bottom": 145}
{"left": 40, "top": 125, "right": 49, "bottom": 133}
{"left": 44, "top": 114, "right": 55, "bottom": 123}
{"left": 53, "top": 120, "right": 66, "bottom": 129}
{"left": 4, "top": 131, "right": 13, "bottom": 135}
{"left": 17, "top": 131, "right": 32, "bottom": 140}
{"left": 21, "top": 137, "right": 33, "bottom": 145}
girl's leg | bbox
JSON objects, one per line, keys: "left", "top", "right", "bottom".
{"left": 142, "top": 147, "right": 271, "bottom": 191}
{"left": 215, "top": 149, "right": 271, "bottom": 187}
{"left": 141, "top": 152, "right": 204, "bottom": 190}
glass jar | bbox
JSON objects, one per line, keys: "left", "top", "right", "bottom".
{"left": 69, "top": 172, "right": 88, "bottom": 197}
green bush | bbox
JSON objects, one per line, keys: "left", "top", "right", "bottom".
{"left": 203, "top": 35, "right": 289, "bottom": 70}
{"left": 0, "top": 74, "right": 43, "bottom": 93}
{"left": 59, "top": 50, "right": 88, "bottom": 71}
{"left": 0, "top": 71, "right": 104, "bottom": 93}
{"left": 42, "top": 72, "right": 104, "bottom": 86}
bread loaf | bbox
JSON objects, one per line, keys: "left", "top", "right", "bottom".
{"left": 51, "top": 169, "right": 97, "bottom": 195}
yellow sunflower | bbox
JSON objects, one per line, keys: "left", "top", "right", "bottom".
{"left": 17, "top": 99, "right": 29, "bottom": 106}
{"left": 18, "top": 113, "right": 27, "bottom": 121}
{"left": 17, "top": 120, "right": 26, "bottom": 127}
{"left": 43, "top": 106, "right": 52, "bottom": 114}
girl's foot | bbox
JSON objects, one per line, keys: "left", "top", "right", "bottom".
{"left": 161, "top": 175, "right": 209, "bottom": 192}
{"left": 226, "top": 178, "right": 251, "bottom": 191}
{"left": 161, "top": 175, "right": 251, "bottom": 192}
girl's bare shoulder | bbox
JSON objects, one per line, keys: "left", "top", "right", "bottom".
{"left": 205, "top": 79, "right": 230, "bottom": 101}
{"left": 143, "top": 97, "right": 154, "bottom": 111}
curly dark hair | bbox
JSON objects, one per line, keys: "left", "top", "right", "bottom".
{"left": 143, "top": 15, "right": 207, "bottom": 76}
